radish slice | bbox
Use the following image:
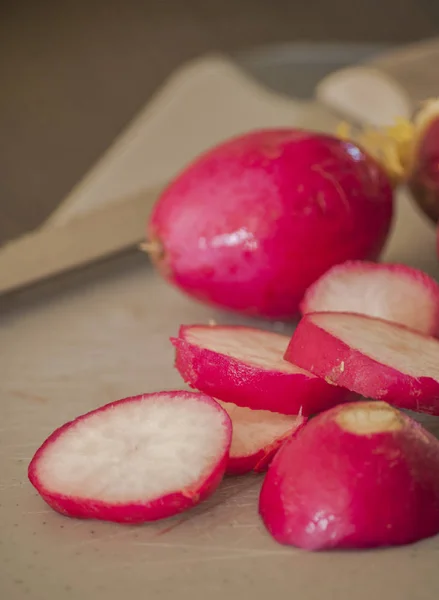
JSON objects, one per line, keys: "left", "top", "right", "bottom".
{"left": 301, "top": 261, "right": 439, "bottom": 336}
{"left": 28, "top": 391, "right": 232, "bottom": 523}
{"left": 216, "top": 400, "right": 306, "bottom": 475}
{"left": 259, "top": 400, "right": 439, "bottom": 550}
{"left": 285, "top": 312, "right": 439, "bottom": 415}
{"left": 172, "top": 325, "right": 347, "bottom": 416}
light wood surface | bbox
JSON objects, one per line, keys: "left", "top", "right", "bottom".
{"left": 1, "top": 187, "right": 439, "bottom": 600}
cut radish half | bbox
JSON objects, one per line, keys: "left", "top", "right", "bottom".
{"left": 301, "top": 261, "right": 439, "bottom": 336}
{"left": 259, "top": 400, "right": 439, "bottom": 550}
{"left": 28, "top": 391, "right": 232, "bottom": 523}
{"left": 285, "top": 312, "right": 439, "bottom": 415}
{"left": 216, "top": 400, "right": 306, "bottom": 475}
{"left": 172, "top": 325, "right": 347, "bottom": 416}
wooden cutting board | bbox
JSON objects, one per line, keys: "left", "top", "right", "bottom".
{"left": 1, "top": 183, "right": 439, "bottom": 600}
{"left": 1, "top": 54, "right": 339, "bottom": 296}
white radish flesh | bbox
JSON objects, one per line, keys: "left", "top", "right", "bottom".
{"left": 172, "top": 325, "right": 347, "bottom": 416}
{"left": 285, "top": 312, "right": 439, "bottom": 415}
{"left": 216, "top": 400, "right": 306, "bottom": 474}
{"left": 28, "top": 391, "right": 232, "bottom": 523}
{"left": 301, "top": 261, "right": 439, "bottom": 336}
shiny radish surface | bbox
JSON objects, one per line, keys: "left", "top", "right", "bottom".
{"left": 286, "top": 312, "right": 439, "bottom": 414}
{"left": 301, "top": 261, "right": 439, "bottom": 337}
{"left": 216, "top": 400, "right": 306, "bottom": 475}
{"left": 259, "top": 401, "right": 439, "bottom": 550}
{"left": 172, "top": 324, "right": 347, "bottom": 416}
{"left": 147, "top": 128, "right": 393, "bottom": 319}
{"left": 408, "top": 99, "right": 439, "bottom": 223}
{"left": 28, "top": 391, "right": 232, "bottom": 523}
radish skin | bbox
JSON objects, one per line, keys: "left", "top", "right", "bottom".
{"left": 172, "top": 324, "right": 348, "bottom": 416}
{"left": 216, "top": 400, "right": 306, "bottom": 475}
{"left": 300, "top": 261, "right": 439, "bottom": 336}
{"left": 407, "top": 100, "right": 439, "bottom": 223}
{"left": 347, "top": 98, "right": 439, "bottom": 225}
{"left": 28, "top": 391, "right": 231, "bottom": 523}
{"left": 147, "top": 128, "right": 393, "bottom": 319}
{"left": 286, "top": 312, "right": 439, "bottom": 415}
{"left": 259, "top": 401, "right": 439, "bottom": 550}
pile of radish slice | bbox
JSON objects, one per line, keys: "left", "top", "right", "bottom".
{"left": 28, "top": 259, "right": 439, "bottom": 552}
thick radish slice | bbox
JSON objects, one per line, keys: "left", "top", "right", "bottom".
{"left": 28, "top": 391, "right": 232, "bottom": 523}
{"left": 301, "top": 261, "right": 439, "bottom": 337}
{"left": 172, "top": 325, "right": 347, "bottom": 416}
{"left": 286, "top": 312, "right": 439, "bottom": 415}
{"left": 216, "top": 400, "right": 306, "bottom": 475}
{"left": 259, "top": 401, "right": 439, "bottom": 550}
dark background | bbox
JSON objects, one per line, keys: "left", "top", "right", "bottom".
{"left": 1, "top": 0, "right": 438, "bottom": 244}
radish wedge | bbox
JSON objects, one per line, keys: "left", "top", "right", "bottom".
{"left": 301, "top": 261, "right": 439, "bottom": 336}
{"left": 286, "top": 312, "right": 439, "bottom": 415}
{"left": 216, "top": 400, "right": 306, "bottom": 475}
{"left": 28, "top": 391, "right": 232, "bottom": 523}
{"left": 172, "top": 325, "right": 347, "bottom": 416}
{"left": 259, "top": 401, "right": 439, "bottom": 550}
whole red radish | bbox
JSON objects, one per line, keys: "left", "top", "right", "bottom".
{"left": 147, "top": 129, "right": 394, "bottom": 319}
{"left": 349, "top": 98, "right": 439, "bottom": 224}
{"left": 301, "top": 260, "right": 439, "bottom": 336}
{"left": 216, "top": 399, "right": 306, "bottom": 475}
{"left": 28, "top": 391, "right": 231, "bottom": 523}
{"left": 286, "top": 311, "right": 439, "bottom": 415}
{"left": 259, "top": 400, "right": 439, "bottom": 550}
{"left": 406, "top": 99, "right": 439, "bottom": 223}
{"left": 172, "top": 324, "right": 348, "bottom": 416}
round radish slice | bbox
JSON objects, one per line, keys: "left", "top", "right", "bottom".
{"left": 300, "top": 261, "right": 439, "bottom": 336}
{"left": 28, "top": 391, "right": 232, "bottom": 523}
{"left": 172, "top": 325, "right": 348, "bottom": 416}
{"left": 285, "top": 312, "right": 439, "bottom": 415}
{"left": 259, "top": 401, "right": 439, "bottom": 550}
{"left": 216, "top": 400, "right": 306, "bottom": 475}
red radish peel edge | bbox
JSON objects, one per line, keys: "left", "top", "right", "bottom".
{"left": 300, "top": 260, "right": 439, "bottom": 337}
{"left": 259, "top": 401, "right": 439, "bottom": 550}
{"left": 172, "top": 324, "right": 348, "bottom": 416}
{"left": 216, "top": 400, "right": 306, "bottom": 475}
{"left": 286, "top": 312, "right": 439, "bottom": 415}
{"left": 28, "top": 391, "right": 232, "bottom": 523}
